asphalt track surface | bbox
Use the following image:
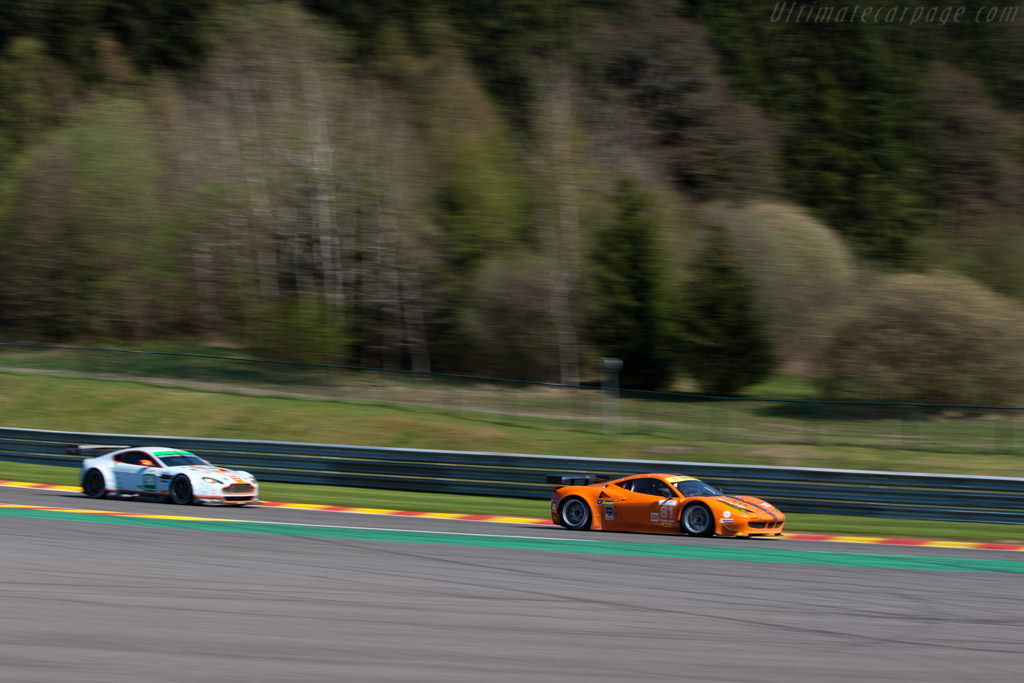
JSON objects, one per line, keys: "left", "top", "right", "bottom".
{"left": 2, "top": 487, "right": 1023, "bottom": 683}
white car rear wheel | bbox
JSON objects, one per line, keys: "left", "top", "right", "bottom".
{"left": 82, "top": 469, "right": 107, "bottom": 499}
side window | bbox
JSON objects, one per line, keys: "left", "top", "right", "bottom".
{"left": 632, "top": 478, "right": 676, "bottom": 497}
{"left": 630, "top": 478, "right": 658, "bottom": 495}
{"left": 655, "top": 480, "right": 677, "bottom": 498}
{"left": 114, "top": 451, "right": 145, "bottom": 466}
{"left": 114, "top": 451, "right": 158, "bottom": 467}
{"left": 615, "top": 479, "right": 636, "bottom": 492}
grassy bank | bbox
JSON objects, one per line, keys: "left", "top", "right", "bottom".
{"left": 2, "top": 369, "right": 1024, "bottom": 475}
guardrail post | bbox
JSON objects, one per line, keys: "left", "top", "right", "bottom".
{"left": 808, "top": 400, "right": 821, "bottom": 445}
{"left": 601, "top": 358, "right": 622, "bottom": 435}
{"left": 1010, "top": 410, "right": 1017, "bottom": 454}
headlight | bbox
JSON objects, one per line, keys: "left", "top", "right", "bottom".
{"left": 202, "top": 477, "right": 223, "bottom": 484}
{"left": 721, "top": 501, "right": 754, "bottom": 514}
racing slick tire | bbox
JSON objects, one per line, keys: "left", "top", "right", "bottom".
{"left": 169, "top": 475, "right": 194, "bottom": 505}
{"left": 682, "top": 502, "right": 715, "bottom": 537}
{"left": 82, "top": 469, "right": 107, "bottom": 499}
{"left": 558, "top": 497, "right": 592, "bottom": 531}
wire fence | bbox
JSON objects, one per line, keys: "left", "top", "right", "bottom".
{"left": 1, "top": 342, "right": 1022, "bottom": 455}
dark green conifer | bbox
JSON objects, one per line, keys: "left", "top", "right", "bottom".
{"left": 680, "top": 226, "right": 774, "bottom": 395}
{"left": 588, "top": 179, "right": 672, "bottom": 390}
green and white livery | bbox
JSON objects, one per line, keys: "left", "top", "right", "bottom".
{"left": 73, "top": 445, "right": 259, "bottom": 506}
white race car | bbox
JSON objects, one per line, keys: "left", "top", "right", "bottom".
{"left": 71, "top": 445, "right": 260, "bottom": 505}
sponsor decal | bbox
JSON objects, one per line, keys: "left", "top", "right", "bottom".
{"left": 141, "top": 473, "right": 157, "bottom": 493}
{"left": 723, "top": 510, "right": 731, "bottom": 518}
{"left": 596, "top": 499, "right": 615, "bottom": 505}
{"left": 661, "top": 522, "right": 673, "bottom": 528}
{"left": 720, "top": 518, "right": 735, "bottom": 524}
{"left": 650, "top": 512, "right": 660, "bottom": 522}
{"left": 551, "top": 502, "right": 558, "bottom": 511}
{"left": 604, "top": 506, "right": 614, "bottom": 521}
{"left": 657, "top": 499, "right": 678, "bottom": 506}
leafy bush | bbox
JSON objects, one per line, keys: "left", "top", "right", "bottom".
{"left": 702, "top": 201, "right": 857, "bottom": 373}
{"left": 0, "top": 97, "right": 174, "bottom": 340}
{"left": 464, "top": 253, "right": 559, "bottom": 380}
{"left": 0, "top": 38, "right": 72, "bottom": 167}
{"left": 819, "top": 273, "right": 1024, "bottom": 405}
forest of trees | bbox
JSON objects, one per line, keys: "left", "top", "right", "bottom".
{"left": 1, "top": 0, "right": 1023, "bottom": 401}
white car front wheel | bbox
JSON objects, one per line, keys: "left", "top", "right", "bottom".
{"left": 169, "top": 475, "right": 194, "bottom": 505}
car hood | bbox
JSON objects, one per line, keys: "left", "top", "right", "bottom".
{"left": 715, "top": 496, "right": 779, "bottom": 516}
{"left": 165, "top": 465, "right": 254, "bottom": 480}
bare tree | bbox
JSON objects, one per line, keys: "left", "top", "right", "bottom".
{"left": 532, "top": 58, "right": 583, "bottom": 385}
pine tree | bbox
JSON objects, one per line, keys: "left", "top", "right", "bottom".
{"left": 587, "top": 179, "right": 672, "bottom": 390}
{"left": 681, "top": 226, "right": 774, "bottom": 395}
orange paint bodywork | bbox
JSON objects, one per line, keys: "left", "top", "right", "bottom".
{"left": 550, "top": 472, "right": 785, "bottom": 537}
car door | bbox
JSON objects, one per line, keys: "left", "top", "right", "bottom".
{"left": 112, "top": 451, "right": 161, "bottom": 493}
{"left": 592, "top": 481, "right": 634, "bottom": 530}
{"left": 617, "top": 477, "right": 681, "bottom": 532}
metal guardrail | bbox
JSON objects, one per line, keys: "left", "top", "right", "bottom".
{"left": 1, "top": 427, "right": 1023, "bottom": 524}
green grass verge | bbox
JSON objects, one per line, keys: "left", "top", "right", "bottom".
{"left": 2, "top": 461, "right": 1021, "bottom": 544}
{"left": 2, "top": 370, "right": 1024, "bottom": 476}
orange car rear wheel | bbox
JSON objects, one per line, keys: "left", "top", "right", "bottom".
{"left": 558, "top": 497, "right": 592, "bottom": 530}
{"left": 682, "top": 502, "right": 715, "bottom": 537}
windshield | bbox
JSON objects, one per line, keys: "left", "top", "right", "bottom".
{"left": 672, "top": 480, "right": 723, "bottom": 497}
{"left": 158, "top": 454, "right": 210, "bottom": 467}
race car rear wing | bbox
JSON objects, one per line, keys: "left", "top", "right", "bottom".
{"left": 66, "top": 444, "right": 134, "bottom": 455}
{"left": 546, "top": 473, "right": 614, "bottom": 487}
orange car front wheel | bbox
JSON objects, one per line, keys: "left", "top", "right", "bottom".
{"left": 682, "top": 503, "right": 715, "bottom": 537}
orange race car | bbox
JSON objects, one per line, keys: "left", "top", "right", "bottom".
{"left": 548, "top": 472, "right": 785, "bottom": 537}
